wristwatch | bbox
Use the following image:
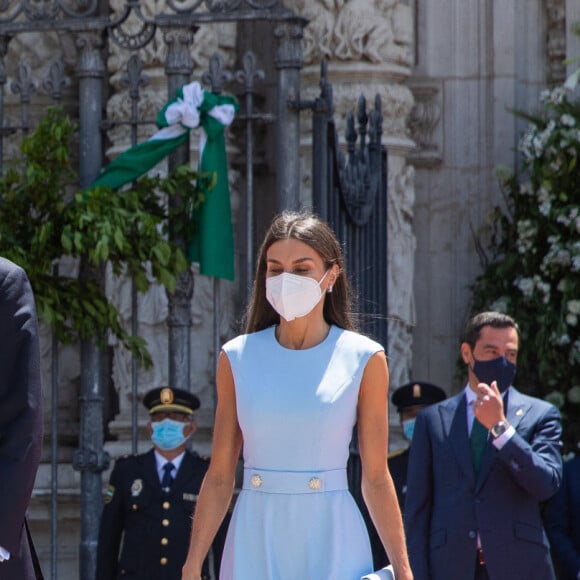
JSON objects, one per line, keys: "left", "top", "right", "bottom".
{"left": 490, "top": 420, "right": 508, "bottom": 439}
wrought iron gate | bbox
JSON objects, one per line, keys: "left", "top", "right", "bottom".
{"left": 0, "top": 8, "right": 389, "bottom": 580}
{"left": 307, "top": 60, "right": 389, "bottom": 350}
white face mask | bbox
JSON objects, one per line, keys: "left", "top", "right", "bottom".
{"left": 266, "top": 270, "right": 330, "bottom": 322}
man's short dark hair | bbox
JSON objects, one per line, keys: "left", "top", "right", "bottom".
{"left": 461, "top": 311, "right": 520, "bottom": 349}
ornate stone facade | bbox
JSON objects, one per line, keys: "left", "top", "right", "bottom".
{"left": 7, "top": 0, "right": 576, "bottom": 577}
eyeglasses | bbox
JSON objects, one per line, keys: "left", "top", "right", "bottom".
{"left": 150, "top": 411, "right": 192, "bottom": 422}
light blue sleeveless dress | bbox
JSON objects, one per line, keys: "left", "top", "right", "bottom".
{"left": 220, "top": 325, "right": 383, "bottom": 580}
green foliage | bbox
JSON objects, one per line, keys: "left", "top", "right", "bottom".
{"left": 471, "top": 81, "right": 580, "bottom": 453}
{"left": 0, "top": 107, "right": 209, "bottom": 368}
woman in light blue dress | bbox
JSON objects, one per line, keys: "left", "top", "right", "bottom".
{"left": 182, "top": 212, "right": 412, "bottom": 580}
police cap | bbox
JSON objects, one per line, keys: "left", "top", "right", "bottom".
{"left": 143, "top": 387, "right": 200, "bottom": 415}
{"left": 391, "top": 381, "right": 446, "bottom": 412}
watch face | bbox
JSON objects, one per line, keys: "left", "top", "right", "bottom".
{"left": 492, "top": 422, "right": 506, "bottom": 437}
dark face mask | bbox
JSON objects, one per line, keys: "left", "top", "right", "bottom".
{"left": 472, "top": 355, "right": 517, "bottom": 393}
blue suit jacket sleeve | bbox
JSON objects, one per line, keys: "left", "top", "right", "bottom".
{"left": 494, "top": 403, "right": 562, "bottom": 502}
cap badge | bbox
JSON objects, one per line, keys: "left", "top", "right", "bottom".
{"left": 160, "top": 388, "right": 174, "bottom": 405}
{"left": 131, "top": 479, "right": 143, "bottom": 497}
{"left": 412, "top": 383, "right": 421, "bottom": 398}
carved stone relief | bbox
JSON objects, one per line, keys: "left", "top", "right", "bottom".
{"left": 294, "top": 0, "right": 413, "bottom": 68}
{"left": 407, "top": 81, "right": 442, "bottom": 167}
{"left": 546, "top": 0, "right": 567, "bottom": 84}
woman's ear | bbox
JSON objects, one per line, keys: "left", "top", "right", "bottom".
{"left": 329, "top": 263, "right": 340, "bottom": 286}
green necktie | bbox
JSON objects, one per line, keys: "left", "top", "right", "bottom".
{"left": 470, "top": 417, "right": 488, "bottom": 478}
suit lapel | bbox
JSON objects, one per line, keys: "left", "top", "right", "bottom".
{"left": 442, "top": 394, "right": 475, "bottom": 484}
{"left": 504, "top": 388, "right": 530, "bottom": 430}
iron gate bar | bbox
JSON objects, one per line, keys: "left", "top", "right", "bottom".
{"left": 234, "top": 50, "right": 265, "bottom": 302}
{"left": 50, "top": 262, "right": 59, "bottom": 580}
{"left": 121, "top": 53, "right": 150, "bottom": 454}
{"left": 164, "top": 23, "right": 194, "bottom": 397}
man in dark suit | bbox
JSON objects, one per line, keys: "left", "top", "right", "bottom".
{"left": 96, "top": 387, "right": 228, "bottom": 580}
{"left": 545, "top": 454, "right": 580, "bottom": 579}
{"left": 405, "top": 311, "right": 563, "bottom": 580}
{"left": 0, "top": 257, "right": 44, "bottom": 580}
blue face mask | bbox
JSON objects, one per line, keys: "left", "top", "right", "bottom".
{"left": 402, "top": 418, "right": 416, "bottom": 441}
{"left": 472, "top": 355, "right": 517, "bottom": 393}
{"left": 151, "top": 418, "right": 189, "bottom": 451}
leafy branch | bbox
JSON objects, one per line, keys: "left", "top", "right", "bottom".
{"left": 0, "top": 107, "right": 210, "bottom": 368}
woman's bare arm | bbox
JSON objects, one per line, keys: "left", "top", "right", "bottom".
{"left": 357, "top": 351, "right": 413, "bottom": 580}
{"left": 182, "top": 351, "right": 242, "bottom": 580}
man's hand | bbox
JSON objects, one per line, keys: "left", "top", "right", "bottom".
{"left": 474, "top": 381, "right": 506, "bottom": 429}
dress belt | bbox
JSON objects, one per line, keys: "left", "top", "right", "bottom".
{"left": 242, "top": 467, "right": 348, "bottom": 494}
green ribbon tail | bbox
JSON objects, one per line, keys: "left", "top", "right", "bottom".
{"left": 89, "top": 132, "right": 189, "bottom": 191}
{"left": 187, "top": 116, "right": 235, "bottom": 281}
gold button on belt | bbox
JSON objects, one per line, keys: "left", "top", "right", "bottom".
{"left": 308, "top": 477, "right": 322, "bottom": 490}
{"left": 250, "top": 474, "right": 263, "bottom": 488}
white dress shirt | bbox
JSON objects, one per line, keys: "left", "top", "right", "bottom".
{"left": 154, "top": 449, "right": 185, "bottom": 483}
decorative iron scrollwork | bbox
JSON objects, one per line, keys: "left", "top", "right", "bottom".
{"left": 42, "top": 60, "right": 70, "bottom": 101}
{"left": 109, "top": 3, "right": 156, "bottom": 51}
{"left": 202, "top": 52, "right": 232, "bottom": 94}
{"left": 120, "top": 54, "right": 149, "bottom": 99}
{"left": 334, "top": 93, "right": 383, "bottom": 227}
{"left": 11, "top": 60, "right": 37, "bottom": 102}
{"left": 234, "top": 51, "right": 264, "bottom": 93}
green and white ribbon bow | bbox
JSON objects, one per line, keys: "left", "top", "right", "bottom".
{"left": 91, "top": 82, "right": 239, "bottom": 281}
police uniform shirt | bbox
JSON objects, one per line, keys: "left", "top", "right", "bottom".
{"left": 154, "top": 449, "right": 185, "bottom": 487}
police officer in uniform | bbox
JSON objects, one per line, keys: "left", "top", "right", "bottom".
{"left": 96, "top": 387, "right": 228, "bottom": 580}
